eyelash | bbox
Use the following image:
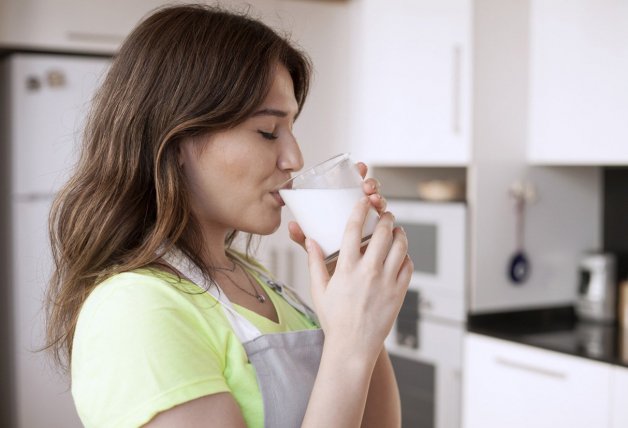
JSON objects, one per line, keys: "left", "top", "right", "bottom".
{"left": 258, "top": 130, "right": 279, "bottom": 140}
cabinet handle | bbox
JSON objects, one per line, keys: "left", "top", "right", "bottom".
{"left": 495, "top": 357, "right": 567, "bottom": 380}
{"left": 452, "top": 45, "right": 462, "bottom": 135}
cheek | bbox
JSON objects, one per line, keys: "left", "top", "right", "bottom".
{"left": 224, "top": 148, "right": 276, "bottom": 183}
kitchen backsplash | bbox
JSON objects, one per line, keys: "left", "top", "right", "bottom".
{"left": 604, "top": 167, "right": 628, "bottom": 282}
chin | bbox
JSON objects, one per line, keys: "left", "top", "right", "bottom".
{"left": 245, "top": 212, "right": 282, "bottom": 236}
{"left": 259, "top": 218, "right": 282, "bottom": 235}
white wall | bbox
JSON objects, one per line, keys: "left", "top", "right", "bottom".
{"left": 468, "top": 0, "right": 601, "bottom": 312}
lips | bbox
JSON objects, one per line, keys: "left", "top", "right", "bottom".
{"left": 270, "top": 191, "right": 285, "bottom": 206}
{"left": 270, "top": 177, "right": 292, "bottom": 206}
{"left": 276, "top": 178, "right": 293, "bottom": 191}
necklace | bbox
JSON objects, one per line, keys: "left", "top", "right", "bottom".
{"left": 209, "top": 257, "right": 237, "bottom": 273}
{"left": 218, "top": 264, "right": 266, "bottom": 304}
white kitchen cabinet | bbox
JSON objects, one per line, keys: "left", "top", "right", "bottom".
{"left": 12, "top": 199, "right": 82, "bottom": 428}
{"left": 0, "top": 0, "right": 167, "bottom": 54}
{"left": 463, "top": 333, "right": 612, "bottom": 428}
{"left": 5, "top": 54, "right": 112, "bottom": 428}
{"left": 611, "top": 365, "right": 628, "bottom": 428}
{"left": 528, "top": 0, "right": 628, "bottom": 164}
{"left": 9, "top": 54, "right": 110, "bottom": 195}
{"left": 351, "top": 0, "right": 472, "bottom": 166}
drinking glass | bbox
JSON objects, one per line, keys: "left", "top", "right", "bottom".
{"left": 279, "top": 153, "right": 379, "bottom": 262}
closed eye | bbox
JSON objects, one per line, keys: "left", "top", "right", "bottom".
{"left": 258, "top": 130, "right": 279, "bottom": 140}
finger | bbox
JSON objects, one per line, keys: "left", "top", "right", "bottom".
{"left": 305, "top": 238, "right": 330, "bottom": 295}
{"left": 362, "top": 212, "right": 396, "bottom": 266}
{"left": 337, "top": 196, "right": 371, "bottom": 264}
{"left": 368, "top": 193, "right": 387, "bottom": 214}
{"left": 357, "top": 162, "right": 368, "bottom": 179}
{"left": 288, "top": 221, "right": 306, "bottom": 249}
{"left": 396, "top": 255, "right": 414, "bottom": 288}
{"left": 362, "top": 177, "right": 380, "bottom": 195}
{"left": 383, "top": 227, "right": 410, "bottom": 279}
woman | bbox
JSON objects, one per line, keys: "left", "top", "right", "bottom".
{"left": 46, "top": 5, "right": 412, "bottom": 427}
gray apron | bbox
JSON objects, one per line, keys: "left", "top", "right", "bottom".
{"left": 163, "top": 249, "right": 324, "bottom": 428}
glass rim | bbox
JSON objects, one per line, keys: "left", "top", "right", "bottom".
{"left": 277, "top": 152, "right": 351, "bottom": 190}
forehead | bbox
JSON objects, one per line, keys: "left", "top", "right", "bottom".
{"left": 259, "top": 65, "right": 299, "bottom": 117}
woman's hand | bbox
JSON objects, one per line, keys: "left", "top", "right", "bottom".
{"left": 305, "top": 196, "right": 413, "bottom": 359}
{"left": 287, "top": 162, "right": 386, "bottom": 251}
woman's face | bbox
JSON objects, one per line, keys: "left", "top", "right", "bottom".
{"left": 179, "top": 64, "right": 303, "bottom": 236}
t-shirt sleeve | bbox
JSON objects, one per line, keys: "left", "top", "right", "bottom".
{"left": 71, "top": 272, "right": 230, "bottom": 428}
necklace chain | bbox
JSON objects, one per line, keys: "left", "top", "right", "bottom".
{"left": 218, "top": 263, "right": 266, "bottom": 303}
{"left": 208, "top": 258, "right": 237, "bottom": 273}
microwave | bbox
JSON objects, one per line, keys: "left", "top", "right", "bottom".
{"left": 387, "top": 199, "right": 467, "bottom": 323}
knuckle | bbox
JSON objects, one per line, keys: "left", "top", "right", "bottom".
{"left": 364, "top": 263, "right": 383, "bottom": 278}
{"left": 376, "top": 212, "right": 394, "bottom": 228}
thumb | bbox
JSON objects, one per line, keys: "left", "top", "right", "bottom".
{"left": 305, "top": 238, "right": 330, "bottom": 293}
{"left": 288, "top": 221, "right": 306, "bottom": 249}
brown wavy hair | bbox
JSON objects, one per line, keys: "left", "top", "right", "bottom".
{"left": 45, "top": 4, "right": 311, "bottom": 371}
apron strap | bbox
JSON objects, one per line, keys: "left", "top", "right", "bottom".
{"left": 161, "top": 249, "right": 263, "bottom": 343}
{"left": 228, "top": 251, "right": 320, "bottom": 326}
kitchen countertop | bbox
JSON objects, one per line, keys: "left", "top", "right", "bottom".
{"left": 467, "top": 306, "right": 628, "bottom": 369}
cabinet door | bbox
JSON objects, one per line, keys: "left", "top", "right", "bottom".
{"left": 528, "top": 0, "right": 628, "bottom": 164}
{"left": 0, "top": 0, "right": 166, "bottom": 53}
{"left": 9, "top": 54, "right": 110, "bottom": 195}
{"left": 611, "top": 365, "right": 628, "bottom": 428}
{"left": 12, "top": 199, "right": 82, "bottom": 428}
{"left": 351, "top": 0, "right": 471, "bottom": 166}
{"left": 463, "top": 333, "right": 612, "bottom": 428}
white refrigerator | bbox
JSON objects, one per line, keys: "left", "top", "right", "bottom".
{"left": 1, "top": 53, "right": 110, "bottom": 428}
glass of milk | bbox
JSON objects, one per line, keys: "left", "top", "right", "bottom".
{"left": 278, "top": 153, "right": 379, "bottom": 262}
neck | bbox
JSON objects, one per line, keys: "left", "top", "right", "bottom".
{"left": 196, "top": 221, "right": 236, "bottom": 269}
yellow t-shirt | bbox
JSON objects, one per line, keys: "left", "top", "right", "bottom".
{"left": 71, "top": 266, "right": 318, "bottom": 428}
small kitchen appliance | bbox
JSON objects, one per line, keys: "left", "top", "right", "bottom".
{"left": 575, "top": 253, "right": 617, "bottom": 323}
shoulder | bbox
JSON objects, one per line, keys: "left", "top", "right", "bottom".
{"left": 80, "top": 269, "right": 207, "bottom": 319}
{"left": 72, "top": 269, "right": 235, "bottom": 427}
{"left": 75, "top": 269, "right": 228, "bottom": 348}
{"left": 88, "top": 268, "right": 197, "bottom": 302}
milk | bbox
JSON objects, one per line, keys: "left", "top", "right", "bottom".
{"left": 279, "top": 187, "right": 380, "bottom": 258}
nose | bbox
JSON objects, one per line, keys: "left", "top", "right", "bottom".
{"left": 277, "top": 133, "right": 303, "bottom": 173}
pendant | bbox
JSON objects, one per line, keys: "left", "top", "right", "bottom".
{"left": 257, "top": 294, "right": 266, "bottom": 303}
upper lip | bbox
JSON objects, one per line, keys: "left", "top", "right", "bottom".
{"left": 273, "top": 177, "right": 293, "bottom": 192}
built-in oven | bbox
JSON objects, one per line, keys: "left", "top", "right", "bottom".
{"left": 385, "top": 200, "right": 467, "bottom": 428}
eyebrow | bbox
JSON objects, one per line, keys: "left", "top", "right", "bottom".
{"left": 252, "top": 108, "right": 295, "bottom": 118}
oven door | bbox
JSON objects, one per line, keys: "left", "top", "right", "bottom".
{"left": 386, "top": 290, "right": 464, "bottom": 428}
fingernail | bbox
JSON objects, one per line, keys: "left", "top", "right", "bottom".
{"left": 370, "top": 182, "right": 376, "bottom": 191}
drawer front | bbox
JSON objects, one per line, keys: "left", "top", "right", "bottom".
{"left": 463, "top": 333, "right": 612, "bottom": 428}
{"left": 611, "top": 366, "right": 628, "bottom": 428}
